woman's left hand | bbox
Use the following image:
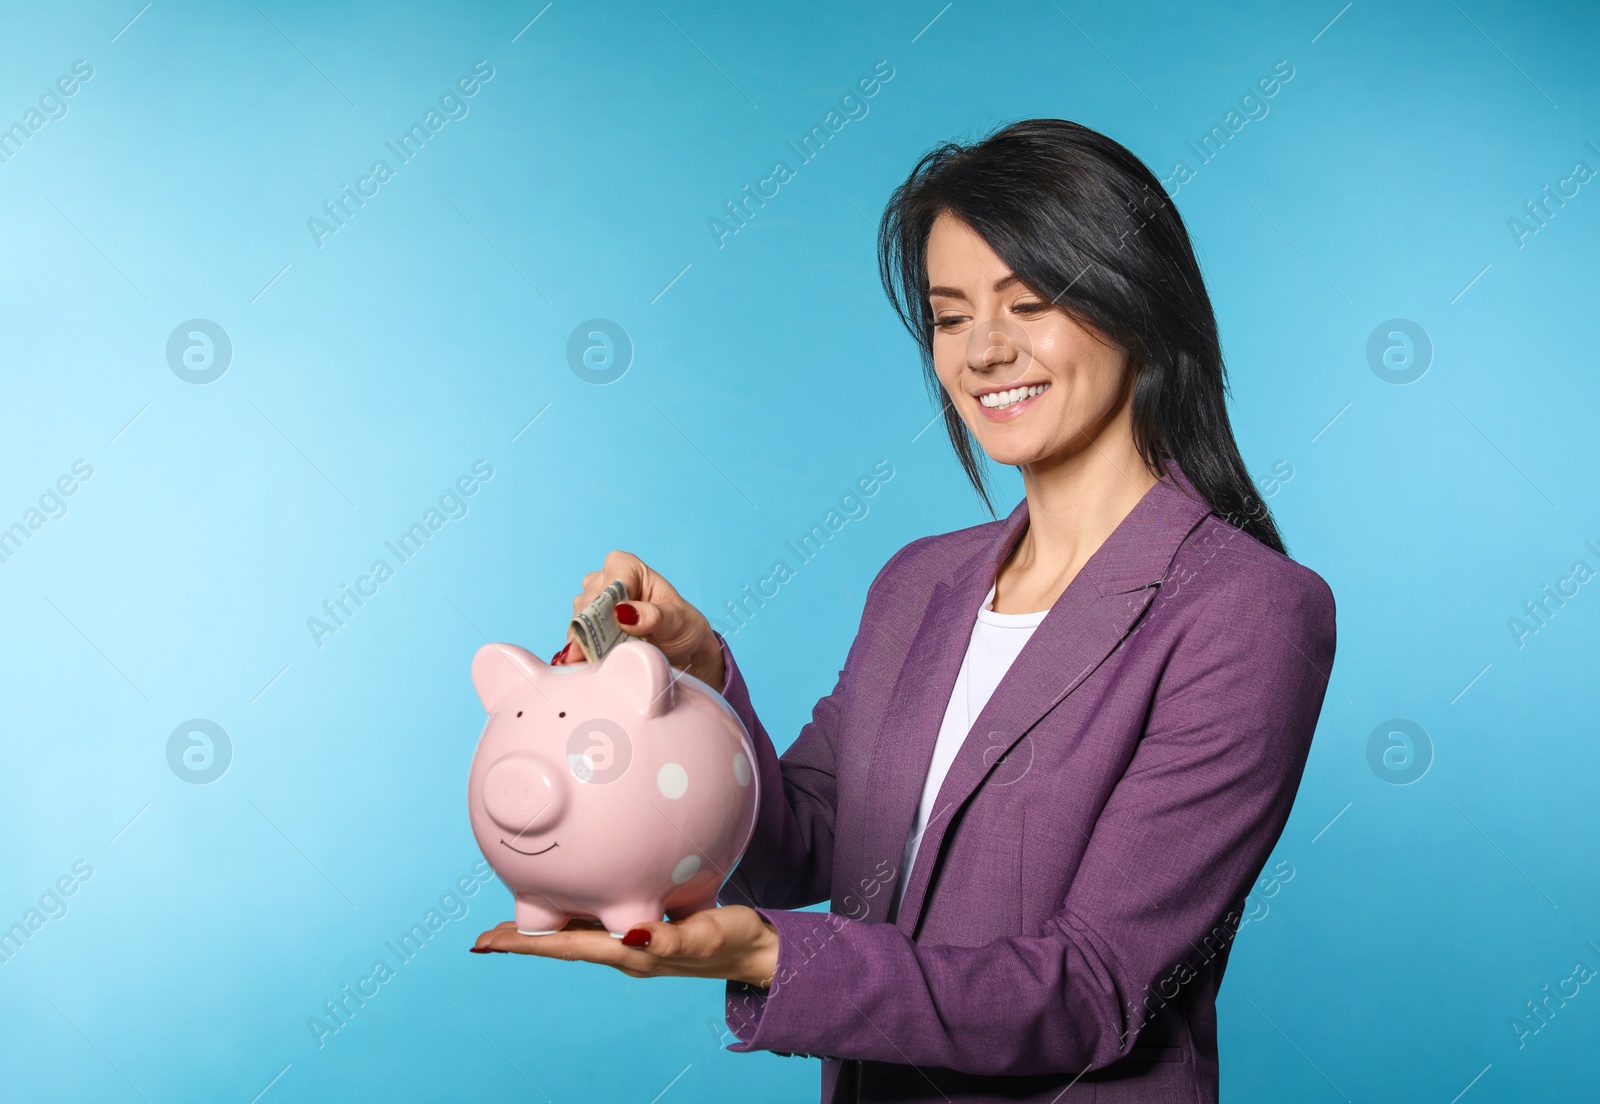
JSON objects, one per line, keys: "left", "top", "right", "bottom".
{"left": 470, "top": 904, "right": 780, "bottom": 988}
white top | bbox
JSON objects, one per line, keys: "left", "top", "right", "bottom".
{"left": 891, "top": 583, "right": 1048, "bottom": 922}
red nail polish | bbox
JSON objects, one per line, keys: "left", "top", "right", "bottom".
{"left": 621, "top": 928, "right": 651, "bottom": 948}
{"left": 550, "top": 643, "right": 571, "bottom": 664}
{"left": 615, "top": 603, "right": 639, "bottom": 626}
{"left": 469, "top": 946, "right": 491, "bottom": 954}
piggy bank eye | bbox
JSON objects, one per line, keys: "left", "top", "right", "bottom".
{"left": 559, "top": 711, "right": 566, "bottom": 718}
{"left": 516, "top": 711, "right": 523, "bottom": 717}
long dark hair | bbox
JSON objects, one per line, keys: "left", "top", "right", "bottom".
{"left": 877, "top": 118, "right": 1286, "bottom": 556}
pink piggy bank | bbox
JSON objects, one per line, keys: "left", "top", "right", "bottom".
{"left": 467, "top": 638, "right": 760, "bottom": 937}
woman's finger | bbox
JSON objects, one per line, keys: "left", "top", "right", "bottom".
{"left": 555, "top": 552, "right": 714, "bottom": 670}
{"left": 572, "top": 558, "right": 644, "bottom": 616}
{"left": 615, "top": 601, "right": 716, "bottom": 673}
{"left": 550, "top": 630, "right": 583, "bottom": 665}
{"left": 469, "top": 907, "right": 772, "bottom": 985}
{"left": 613, "top": 599, "right": 674, "bottom": 641}
{"left": 469, "top": 924, "right": 683, "bottom": 979}
{"left": 623, "top": 910, "right": 738, "bottom": 963}
{"left": 561, "top": 555, "right": 650, "bottom": 654}
{"left": 598, "top": 551, "right": 649, "bottom": 601}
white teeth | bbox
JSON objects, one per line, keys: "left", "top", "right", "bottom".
{"left": 979, "top": 383, "right": 1049, "bottom": 409}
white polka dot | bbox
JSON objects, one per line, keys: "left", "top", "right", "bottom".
{"left": 732, "top": 749, "right": 751, "bottom": 787}
{"left": 671, "top": 854, "right": 701, "bottom": 884}
{"left": 657, "top": 762, "right": 688, "bottom": 799}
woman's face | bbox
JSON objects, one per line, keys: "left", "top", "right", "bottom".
{"left": 925, "top": 211, "right": 1135, "bottom": 470}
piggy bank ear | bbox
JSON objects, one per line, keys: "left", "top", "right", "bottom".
{"left": 597, "top": 639, "right": 674, "bottom": 718}
{"left": 472, "top": 643, "right": 544, "bottom": 713}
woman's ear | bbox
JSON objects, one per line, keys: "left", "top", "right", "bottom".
{"left": 471, "top": 643, "right": 544, "bottom": 713}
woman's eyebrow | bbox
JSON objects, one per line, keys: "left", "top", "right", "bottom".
{"left": 926, "top": 274, "right": 1023, "bottom": 299}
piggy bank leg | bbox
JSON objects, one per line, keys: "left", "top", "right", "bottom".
{"left": 515, "top": 894, "right": 570, "bottom": 936}
{"left": 596, "top": 898, "right": 667, "bottom": 938}
{"left": 664, "top": 890, "right": 719, "bottom": 921}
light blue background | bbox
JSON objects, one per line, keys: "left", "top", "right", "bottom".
{"left": 1, "top": 1, "right": 1595, "bottom": 1100}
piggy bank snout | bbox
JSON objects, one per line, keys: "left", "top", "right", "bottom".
{"left": 482, "top": 754, "right": 567, "bottom": 834}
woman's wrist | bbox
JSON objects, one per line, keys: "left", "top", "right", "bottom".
{"left": 692, "top": 635, "right": 727, "bottom": 692}
{"left": 741, "top": 914, "right": 779, "bottom": 989}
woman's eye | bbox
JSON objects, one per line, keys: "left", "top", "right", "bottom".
{"left": 1012, "top": 301, "right": 1046, "bottom": 315}
{"left": 935, "top": 315, "right": 967, "bottom": 329}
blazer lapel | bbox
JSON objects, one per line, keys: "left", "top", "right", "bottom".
{"left": 885, "top": 461, "right": 1215, "bottom": 936}
{"left": 862, "top": 500, "right": 1029, "bottom": 924}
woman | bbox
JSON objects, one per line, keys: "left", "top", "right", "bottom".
{"left": 474, "top": 119, "right": 1337, "bottom": 1104}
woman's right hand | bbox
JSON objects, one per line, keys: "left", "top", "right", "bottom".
{"left": 552, "top": 550, "right": 727, "bottom": 691}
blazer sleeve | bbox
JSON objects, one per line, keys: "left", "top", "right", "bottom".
{"left": 716, "top": 542, "right": 917, "bottom": 913}
{"left": 722, "top": 566, "right": 1337, "bottom": 1076}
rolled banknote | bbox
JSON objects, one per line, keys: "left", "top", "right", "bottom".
{"left": 570, "top": 579, "right": 629, "bottom": 663}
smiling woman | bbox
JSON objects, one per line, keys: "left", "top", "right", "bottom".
{"left": 878, "top": 119, "right": 1281, "bottom": 557}
{"left": 485, "top": 119, "right": 1336, "bottom": 1104}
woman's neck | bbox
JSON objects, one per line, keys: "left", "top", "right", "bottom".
{"left": 992, "top": 435, "right": 1160, "bottom": 614}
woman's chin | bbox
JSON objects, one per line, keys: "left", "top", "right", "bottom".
{"left": 977, "top": 435, "right": 1099, "bottom": 472}
{"left": 976, "top": 443, "right": 1048, "bottom": 469}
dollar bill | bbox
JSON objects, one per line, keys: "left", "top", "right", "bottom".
{"left": 569, "top": 579, "right": 629, "bottom": 663}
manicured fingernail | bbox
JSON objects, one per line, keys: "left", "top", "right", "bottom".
{"left": 621, "top": 928, "right": 650, "bottom": 948}
{"left": 469, "top": 946, "right": 491, "bottom": 954}
{"left": 550, "top": 643, "right": 570, "bottom": 664}
{"left": 614, "top": 603, "right": 639, "bottom": 626}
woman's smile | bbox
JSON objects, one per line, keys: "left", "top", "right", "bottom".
{"left": 975, "top": 381, "right": 1051, "bottom": 421}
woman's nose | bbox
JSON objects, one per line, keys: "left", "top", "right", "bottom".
{"left": 965, "top": 317, "right": 1031, "bottom": 378}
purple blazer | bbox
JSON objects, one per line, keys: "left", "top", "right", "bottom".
{"left": 713, "top": 460, "right": 1337, "bottom": 1104}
